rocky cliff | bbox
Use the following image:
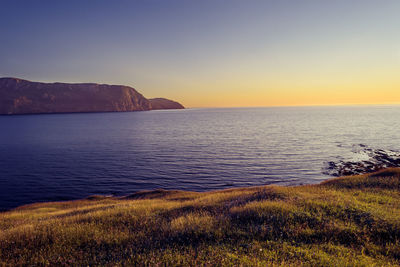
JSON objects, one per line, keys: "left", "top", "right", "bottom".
{"left": 0, "top": 78, "right": 184, "bottom": 114}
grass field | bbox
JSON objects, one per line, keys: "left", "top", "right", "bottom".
{"left": 1, "top": 169, "right": 400, "bottom": 266}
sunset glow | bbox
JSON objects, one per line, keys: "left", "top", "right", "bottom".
{"left": 1, "top": 0, "right": 399, "bottom": 107}
{"left": 2, "top": 1, "right": 400, "bottom": 265}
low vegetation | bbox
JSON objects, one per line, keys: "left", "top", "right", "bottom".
{"left": 1, "top": 169, "right": 400, "bottom": 266}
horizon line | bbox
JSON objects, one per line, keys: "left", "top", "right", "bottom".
{"left": 186, "top": 103, "right": 400, "bottom": 109}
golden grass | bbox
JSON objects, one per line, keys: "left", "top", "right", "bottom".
{"left": 1, "top": 168, "right": 400, "bottom": 266}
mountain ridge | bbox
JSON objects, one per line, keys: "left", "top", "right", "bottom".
{"left": 0, "top": 77, "right": 184, "bottom": 115}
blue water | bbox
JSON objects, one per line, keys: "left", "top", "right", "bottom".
{"left": 1, "top": 106, "right": 399, "bottom": 210}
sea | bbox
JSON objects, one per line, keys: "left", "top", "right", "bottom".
{"left": 1, "top": 105, "right": 399, "bottom": 210}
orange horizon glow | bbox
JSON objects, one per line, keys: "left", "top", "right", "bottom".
{"left": 150, "top": 75, "right": 400, "bottom": 108}
{"left": 2, "top": 1, "right": 400, "bottom": 109}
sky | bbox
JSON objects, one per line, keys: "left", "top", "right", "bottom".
{"left": 1, "top": 0, "right": 400, "bottom": 108}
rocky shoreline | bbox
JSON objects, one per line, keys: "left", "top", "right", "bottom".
{"left": 323, "top": 144, "right": 400, "bottom": 176}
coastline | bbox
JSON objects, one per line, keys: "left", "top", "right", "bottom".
{"left": 1, "top": 168, "right": 399, "bottom": 265}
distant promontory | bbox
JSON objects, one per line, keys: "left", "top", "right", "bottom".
{"left": 0, "top": 77, "right": 184, "bottom": 115}
{"left": 149, "top": 98, "right": 185, "bottom": 110}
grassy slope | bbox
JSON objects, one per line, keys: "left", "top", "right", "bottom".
{"left": 1, "top": 169, "right": 400, "bottom": 266}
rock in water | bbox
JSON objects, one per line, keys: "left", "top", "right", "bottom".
{"left": 0, "top": 77, "right": 183, "bottom": 115}
{"left": 323, "top": 144, "right": 400, "bottom": 176}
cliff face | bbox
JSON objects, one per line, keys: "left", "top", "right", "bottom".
{"left": 0, "top": 78, "right": 183, "bottom": 115}
{"left": 149, "top": 98, "right": 185, "bottom": 110}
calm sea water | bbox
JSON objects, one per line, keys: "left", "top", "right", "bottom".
{"left": 1, "top": 106, "right": 399, "bottom": 210}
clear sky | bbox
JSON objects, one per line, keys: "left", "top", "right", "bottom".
{"left": 1, "top": 0, "right": 400, "bottom": 107}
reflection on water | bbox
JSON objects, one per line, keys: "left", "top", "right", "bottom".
{"left": 0, "top": 106, "right": 399, "bottom": 210}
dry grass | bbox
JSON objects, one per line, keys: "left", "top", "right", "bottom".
{"left": 1, "top": 168, "right": 400, "bottom": 266}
